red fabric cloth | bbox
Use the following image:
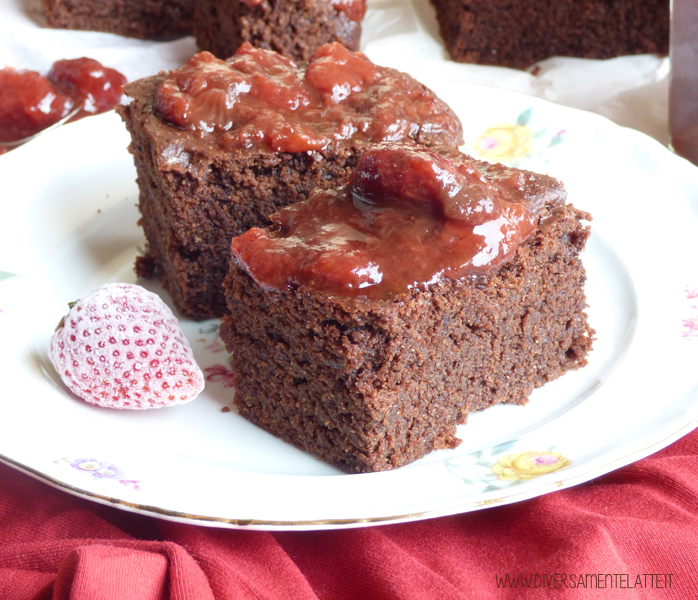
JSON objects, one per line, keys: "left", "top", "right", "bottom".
{"left": 2, "top": 429, "right": 698, "bottom": 599}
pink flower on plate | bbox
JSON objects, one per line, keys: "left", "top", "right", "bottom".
{"left": 204, "top": 364, "right": 237, "bottom": 387}
{"left": 682, "top": 315, "right": 698, "bottom": 338}
{"left": 203, "top": 337, "right": 225, "bottom": 354}
{"left": 682, "top": 286, "right": 698, "bottom": 338}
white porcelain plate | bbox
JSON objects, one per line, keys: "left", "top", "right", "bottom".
{"left": 1, "top": 82, "right": 698, "bottom": 531}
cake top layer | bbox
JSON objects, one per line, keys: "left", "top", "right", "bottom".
{"left": 230, "top": 143, "right": 566, "bottom": 299}
{"left": 152, "top": 42, "right": 463, "bottom": 153}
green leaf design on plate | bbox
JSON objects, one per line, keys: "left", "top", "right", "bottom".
{"left": 198, "top": 320, "right": 220, "bottom": 334}
{"left": 490, "top": 440, "right": 517, "bottom": 456}
{"left": 516, "top": 107, "right": 533, "bottom": 127}
{"left": 548, "top": 130, "right": 567, "bottom": 147}
{"left": 0, "top": 271, "right": 17, "bottom": 283}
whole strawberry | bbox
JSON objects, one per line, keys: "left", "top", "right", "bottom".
{"left": 49, "top": 283, "right": 205, "bottom": 409}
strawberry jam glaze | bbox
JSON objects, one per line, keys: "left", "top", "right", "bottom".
{"left": 0, "top": 69, "right": 73, "bottom": 145}
{"left": 48, "top": 58, "right": 127, "bottom": 118}
{"left": 238, "top": 0, "right": 367, "bottom": 22}
{"left": 0, "top": 58, "right": 126, "bottom": 152}
{"left": 230, "top": 143, "right": 539, "bottom": 299}
{"left": 153, "top": 42, "right": 462, "bottom": 153}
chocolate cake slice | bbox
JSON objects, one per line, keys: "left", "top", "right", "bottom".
{"left": 118, "top": 43, "right": 463, "bottom": 319}
{"left": 430, "top": 0, "right": 669, "bottom": 69}
{"left": 42, "top": 0, "right": 194, "bottom": 39}
{"left": 220, "top": 143, "right": 593, "bottom": 473}
{"left": 194, "top": 0, "right": 366, "bottom": 62}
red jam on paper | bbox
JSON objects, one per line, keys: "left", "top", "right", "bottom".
{"left": 0, "top": 58, "right": 126, "bottom": 154}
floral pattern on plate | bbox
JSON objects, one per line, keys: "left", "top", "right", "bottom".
{"left": 446, "top": 441, "right": 570, "bottom": 492}
{"left": 682, "top": 285, "right": 698, "bottom": 339}
{"left": 491, "top": 451, "right": 571, "bottom": 482}
{"left": 55, "top": 457, "right": 140, "bottom": 490}
{"left": 196, "top": 320, "right": 226, "bottom": 354}
{"left": 194, "top": 320, "right": 237, "bottom": 388}
{"left": 472, "top": 108, "right": 566, "bottom": 165}
{"left": 205, "top": 364, "right": 236, "bottom": 388}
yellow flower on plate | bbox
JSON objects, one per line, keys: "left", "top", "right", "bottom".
{"left": 491, "top": 451, "right": 570, "bottom": 481}
{"left": 473, "top": 123, "right": 533, "bottom": 162}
